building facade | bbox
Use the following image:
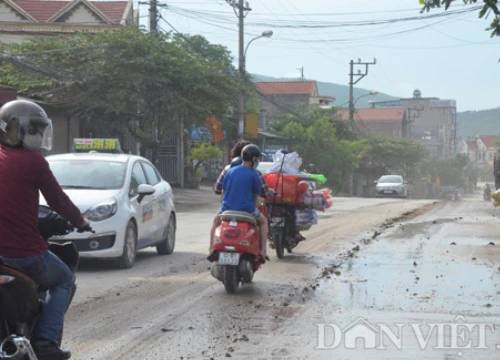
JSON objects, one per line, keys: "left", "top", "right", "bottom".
{"left": 370, "top": 91, "right": 457, "bottom": 159}
{"left": 0, "top": 0, "right": 137, "bottom": 154}
{"left": 0, "top": 0, "right": 136, "bottom": 43}
{"left": 338, "top": 108, "right": 405, "bottom": 138}
{"left": 254, "top": 81, "right": 335, "bottom": 130}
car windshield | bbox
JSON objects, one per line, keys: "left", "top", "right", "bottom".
{"left": 379, "top": 175, "right": 403, "bottom": 184}
{"left": 49, "top": 160, "right": 127, "bottom": 190}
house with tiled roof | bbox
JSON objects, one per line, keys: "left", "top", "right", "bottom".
{"left": 0, "top": 0, "right": 136, "bottom": 43}
{"left": 0, "top": 0, "right": 137, "bottom": 154}
{"left": 338, "top": 108, "right": 406, "bottom": 138}
{"left": 254, "top": 80, "right": 336, "bottom": 129}
{"left": 467, "top": 135, "right": 498, "bottom": 168}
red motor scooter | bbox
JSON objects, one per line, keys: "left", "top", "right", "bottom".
{"left": 209, "top": 207, "right": 267, "bottom": 294}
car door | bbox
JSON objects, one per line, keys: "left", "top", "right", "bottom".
{"left": 141, "top": 161, "right": 167, "bottom": 243}
{"left": 129, "top": 161, "right": 155, "bottom": 246}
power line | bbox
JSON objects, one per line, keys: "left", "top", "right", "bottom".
{"left": 166, "top": 4, "right": 480, "bottom": 28}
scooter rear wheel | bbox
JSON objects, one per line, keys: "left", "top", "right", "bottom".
{"left": 274, "top": 234, "right": 285, "bottom": 259}
{"left": 223, "top": 266, "right": 239, "bottom": 294}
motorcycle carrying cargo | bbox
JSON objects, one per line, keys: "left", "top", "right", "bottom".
{"left": 264, "top": 173, "right": 303, "bottom": 203}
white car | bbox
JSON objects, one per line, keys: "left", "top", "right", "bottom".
{"left": 41, "top": 152, "right": 176, "bottom": 268}
{"left": 375, "top": 175, "right": 408, "bottom": 198}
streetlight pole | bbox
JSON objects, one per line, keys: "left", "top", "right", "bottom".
{"left": 346, "top": 90, "right": 377, "bottom": 197}
{"left": 237, "top": 0, "right": 246, "bottom": 137}
{"left": 238, "top": 30, "right": 273, "bottom": 137}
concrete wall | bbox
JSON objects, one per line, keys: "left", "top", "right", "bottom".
{"left": 46, "top": 109, "right": 80, "bottom": 155}
{"left": 401, "top": 98, "right": 456, "bottom": 159}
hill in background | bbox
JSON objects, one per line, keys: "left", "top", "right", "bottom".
{"left": 457, "top": 108, "right": 500, "bottom": 139}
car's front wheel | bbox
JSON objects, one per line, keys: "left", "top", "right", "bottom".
{"left": 157, "top": 214, "right": 176, "bottom": 255}
{"left": 117, "top": 221, "right": 137, "bottom": 269}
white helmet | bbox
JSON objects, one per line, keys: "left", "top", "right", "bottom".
{"left": 0, "top": 100, "right": 52, "bottom": 151}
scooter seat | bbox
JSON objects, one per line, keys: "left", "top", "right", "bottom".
{"left": 220, "top": 211, "right": 257, "bottom": 225}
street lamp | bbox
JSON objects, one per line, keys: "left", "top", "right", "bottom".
{"left": 244, "top": 31, "right": 273, "bottom": 59}
{"left": 349, "top": 91, "right": 378, "bottom": 121}
{"left": 238, "top": 30, "right": 273, "bottom": 137}
{"left": 353, "top": 91, "right": 378, "bottom": 108}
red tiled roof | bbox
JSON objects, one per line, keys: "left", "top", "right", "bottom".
{"left": 13, "top": 1, "right": 67, "bottom": 21}
{"left": 480, "top": 135, "right": 497, "bottom": 149}
{"left": 338, "top": 108, "right": 405, "bottom": 121}
{"left": 93, "top": 2, "right": 127, "bottom": 24}
{"left": 10, "top": 0, "right": 128, "bottom": 24}
{"left": 466, "top": 140, "right": 477, "bottom": 151}
{"left": 255, "top": 81, "right": 317, "bottom": 95}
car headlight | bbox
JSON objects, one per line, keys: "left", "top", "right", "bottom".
{"left": 84, "top": 200, "right": 118, "bottom": 221}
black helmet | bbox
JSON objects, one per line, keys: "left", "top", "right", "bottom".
{"left": 230, "top": 156, "right": 243, "bottom": 168}
{"left": 0, "top": 100, "right": 52, "bottom": 151}
{"left": 242, "top": 144, "right": 262, "bottom": 161}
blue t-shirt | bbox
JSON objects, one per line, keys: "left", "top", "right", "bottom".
{"left": 221, "top": 165, "right": 261, "bottom": 213}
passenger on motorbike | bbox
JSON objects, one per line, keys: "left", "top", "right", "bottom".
{"left": 209, "top": 144, "right": 269, "bottom": 258}
{"left": 213, "top": 140, "right": 270, "bottom": 197}
{"left": 484, "top": 183, "right": 492, "bottom": 199}
{"left": 210, "top": 140, "right": 270, "bottom": 250}
{"left": 0, "top": 100, "right": 91, "bottom": 360}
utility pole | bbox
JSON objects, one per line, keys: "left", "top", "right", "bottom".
{"left": 149, "top": 0, "right": 158, "bottom": 33}
{"left": 297, "top": 66, "right": 304, "bottom": 81}
{"left": 348, "top": 58, "right": 376, "bottom": 121}
{"left": 404, "top": 106, "right": 424, "bottom": 138}
{"left": 347, "top": 58, "right": 375, "bottom": 198}
{"left": 238, "top": 0, "right": 246, "bottom": 137}
{"left": 227, "top": 0, "right": 252, "bottom": 138}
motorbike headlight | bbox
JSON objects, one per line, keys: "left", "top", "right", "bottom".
{"left": 84, "top": 200, "right": 117, "bottom": 221}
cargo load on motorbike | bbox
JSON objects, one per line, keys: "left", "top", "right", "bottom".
{"left": 261, "top": 150, "right": 332, "bottom": 258}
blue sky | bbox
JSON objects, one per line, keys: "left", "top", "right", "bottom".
{"left": 135, "top": 0, "right": 500, "bottom": 112}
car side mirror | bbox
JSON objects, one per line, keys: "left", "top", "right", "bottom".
{"left": 137, "top": 184, "right": 155, "bottom": 204}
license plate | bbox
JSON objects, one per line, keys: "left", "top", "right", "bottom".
{"left": 218, "top": 252, "right": 240, "bottom": 266}
{"left": 271, "top": 217, "right": 284, "bottom": 226}
{"left": 383, "top": 190, "right": 392, "bottom": 193}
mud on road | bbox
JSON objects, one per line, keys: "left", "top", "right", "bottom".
{"left": 65, "top": 198, "right": 439, "bottom": 359}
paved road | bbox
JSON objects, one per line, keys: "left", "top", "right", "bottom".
{"left": 232, "top": 195, "right": 500, "bottom": 360}
{"left": 64, "top": 193, "right": 442, "bottom": 359}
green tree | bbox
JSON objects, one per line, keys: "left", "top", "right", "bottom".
{"left": 357, "top": 136, "right": 429, "bottom": 181}
{"left": 420, "top": 0, "right": 500, "bottom": 37}
{"left": 0, "top": 28, "right": 238, "bottom": 161}
{"left": 269, "top": 108, "right": 361, "bottom": 190}
{"left": 190, "top": 142, "right": 222, "bottom": 187}
{"left": 424, "top": 153, "right": 471, "bottom": 187}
